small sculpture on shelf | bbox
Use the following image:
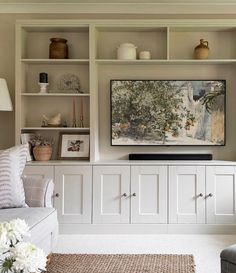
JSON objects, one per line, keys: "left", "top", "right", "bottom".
{"left": 38, "top": 72, "right": 49, "bottom": 93}
{"left": 58, "top": 73, "right": 82, "bottom": 93}
{"left": 42, "top": 113, "right": 62, "bottom": 127}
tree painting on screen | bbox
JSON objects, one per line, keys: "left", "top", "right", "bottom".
{"left": 111, "top": 80, "right": 225, "bottom": 146}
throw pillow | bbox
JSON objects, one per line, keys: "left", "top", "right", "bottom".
{"left": 0, "top": 144, "right": 29, "bottom": 208}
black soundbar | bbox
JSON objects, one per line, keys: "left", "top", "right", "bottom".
{"left": 129, "top": 153, "right": 212, "bottom": 160}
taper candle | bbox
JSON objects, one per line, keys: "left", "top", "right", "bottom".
{"left": 80, "top": 98, "right": 83, "bottom": 117}
{"left": 72, "top": 98, "right": 76, "bottom": 127}
{"left": 39, "top": 72, "right": 48, "bottom": 83}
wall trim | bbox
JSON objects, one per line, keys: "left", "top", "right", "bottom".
{"left": 1, "top": 3, "right": 236, "bottom": 14}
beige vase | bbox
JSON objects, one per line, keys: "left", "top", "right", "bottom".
{"left": 33, "top": 146, "right": 52, "bottom": 161}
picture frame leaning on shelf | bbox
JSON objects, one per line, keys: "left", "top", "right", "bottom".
{"left": 58, "top": 132, "right": 89, "bottom": 160}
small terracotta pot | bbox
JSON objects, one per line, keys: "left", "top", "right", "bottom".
{"left": 49, "top": 38, "right": 68, "bottom": 59}
{"left": 33, "top": 146, "right": 52, "bottom": 161}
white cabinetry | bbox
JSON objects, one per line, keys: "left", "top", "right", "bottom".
{"left": 24, "top": 164, "right": 92, "bottom": 224}
{"left": 131, "top": 166, "right": 167, "bottom": 224}
{"left": 93, "top": 165, "right": 167, "bottom": 224}
{"left": 93, "top": 166, "right": 130, "bottom": 224}
{"left": 24, "top": 162, "right": 236, "bottom": 233}
{"left": 169, "top": 166, "right": 205, "bottom": 224}
{"left": 54, "top": 166, "right": 92, "bottom": 224}
{"left": 206, "top": 166, "right": 236, "bottom": 224}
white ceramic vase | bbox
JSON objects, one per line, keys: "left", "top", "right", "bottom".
{"left": 117, "top": 43, "right": 137, "bottom": 60}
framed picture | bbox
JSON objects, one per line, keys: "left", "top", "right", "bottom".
{"left": 58, "top": 132, "right": 89, "bottom": 160}
{"left": 20, "top": 133, "right": 36, "bottom": 161}
{"left": 110, "top": 80, "right": 226, "bottom": 146}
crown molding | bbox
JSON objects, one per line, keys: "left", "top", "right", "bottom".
{"left": 1, "top": 3, "right": 236, "bottom": 14}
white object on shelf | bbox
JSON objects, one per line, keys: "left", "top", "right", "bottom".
{"left": 117, "top": 43, "right": 137, "bottom": 60}
{"left": 139, "top": 51, "right": 151, "bottom": 60}
{"left": 38, "top": 82, "right": 49, "bottom": 93}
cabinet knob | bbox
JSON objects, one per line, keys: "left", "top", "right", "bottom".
{"left": 122, "top": 193, "right": 127, "bottom": 197}
{"left": 198, "top": 193, "right": 203, "bottom": 197}
{"left": 131, "top": 193, "right": 136, "bottom": 197}
{"left": 54, "top": 193, "right": 60, "bottom": 198}
{"left": 206, "top": 193, "right": 213, "bottom": 198}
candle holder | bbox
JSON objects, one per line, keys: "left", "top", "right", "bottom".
{"left": 79, "top": 115, "right": 84, "bottom": 128}
{"left": 38, "top": 82, "right": 49, "bottom": 93}
{"left": 72, "top": 118, "right": 77, "bottom": 128}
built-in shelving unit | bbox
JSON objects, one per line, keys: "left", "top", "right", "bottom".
{"left": 15, "top": 19, "right": 236, "bottom": 162}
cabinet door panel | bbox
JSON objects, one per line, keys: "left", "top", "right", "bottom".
{"left": 206, "top": 166, "right": 236, "bottom": 224}
{"left": 23, "top": 165, "right": 54, "bottom": 180}
{"left": 169, "top": 166, "right": 205, "bottom": 224}
{"left": 131, "top": 166, "right": 167, "bottom": 223}
{"left": 55, "top": 166, "right": 92, "bottom": 224}
{"left": 93, "top": 166, "right": 130, "bottom": 224}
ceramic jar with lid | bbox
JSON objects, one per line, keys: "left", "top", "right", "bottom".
{"left": 194, "top": 39, "right": 209, "bottom": 59}
{"left": 117, "top": 43, "right": 137, "bottom": 60}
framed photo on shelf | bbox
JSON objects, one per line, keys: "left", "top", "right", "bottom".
{"left": 20, "top": 133, "right": 36, "bottom": 161}
{"left": 58, "top": 132, "right": 89, "bottom": 160}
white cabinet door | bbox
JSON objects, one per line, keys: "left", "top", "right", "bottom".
{"left": 131, "top": 166, "right": 167, "bottom": 224}
{"left": 169, "top": 165, "right": 205, "bottom": 224}
{"left": 23, "top": 165, "right": 54, "bottom": 180}
{"left": 54, "top": 166, "right": 92, "bottom": 224}
{"left": 93, "top": 166, "right": 130, "bottom": 224}
{"left": 206, "top": 166, "right": 236, "bottom": 224}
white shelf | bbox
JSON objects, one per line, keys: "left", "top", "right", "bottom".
{"left": 21, "top": 59, "right": 89, "bottom": 65}
{"left": 21, "top": 93, "right": 90, "bottom": 97}
{"left": 21, "top": 127, "right": 90, "bottom": 131}
{"left": 96, "top": 59, "right": 236, "bottom": 65}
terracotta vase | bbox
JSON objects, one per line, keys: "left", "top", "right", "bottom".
{"left": 49, "top": 38, "right": 68, "bottom": 59}
{"left": 33, "top": 146, "right": 52, "bottom": 161}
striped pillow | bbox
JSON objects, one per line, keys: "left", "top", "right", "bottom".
{"left": 0, "top": 144, "right": 29, "bottom": 208}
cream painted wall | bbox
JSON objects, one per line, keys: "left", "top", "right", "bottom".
{"left": 0, "top": 13, "right": 236, "bottom": 161}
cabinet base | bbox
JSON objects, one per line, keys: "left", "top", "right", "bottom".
{"left": 59, "top": 224, "right": 236, "bottom": 235}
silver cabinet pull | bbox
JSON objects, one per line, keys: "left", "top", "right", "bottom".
{"left": 198, "top": 193, "right": 203, "bottom": 197}
{"left": 131, "top": 193, "right": 136, "bottom": 197}
{"left": 122, "top": 193, "right": 127, "bottom": 197}
{"left": 206, "top": 193, "right": 213, "bottom": 198}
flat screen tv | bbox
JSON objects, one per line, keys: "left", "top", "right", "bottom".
{"left": 110, "top": 80, "right": 226, "bottom": 146}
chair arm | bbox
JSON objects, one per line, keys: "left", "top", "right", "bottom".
{"left": 23, "top": 177, "right": 54, "bottom": 208}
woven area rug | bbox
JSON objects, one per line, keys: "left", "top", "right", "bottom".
{"left": 46, "top": 253, "right": 196, "bottom": 273}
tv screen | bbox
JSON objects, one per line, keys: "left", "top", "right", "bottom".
{"left": 110, "top": 80, "right": 226, "bottom": 146}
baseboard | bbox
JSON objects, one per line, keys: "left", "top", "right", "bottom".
{"left": 59, "top": 224, "right": 236, "bottom": 235}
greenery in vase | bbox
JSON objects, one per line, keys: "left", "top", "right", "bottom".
{"left": 29, "top": 135, "right": 53, "bottom": 147}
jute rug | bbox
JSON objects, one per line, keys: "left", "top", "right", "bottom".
{"left": 46, "top": 253, "right": 196, "bottom": 273}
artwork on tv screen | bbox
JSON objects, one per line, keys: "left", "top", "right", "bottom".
{"left": 110, "top": 80, "right": 226, "bottom": 146}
